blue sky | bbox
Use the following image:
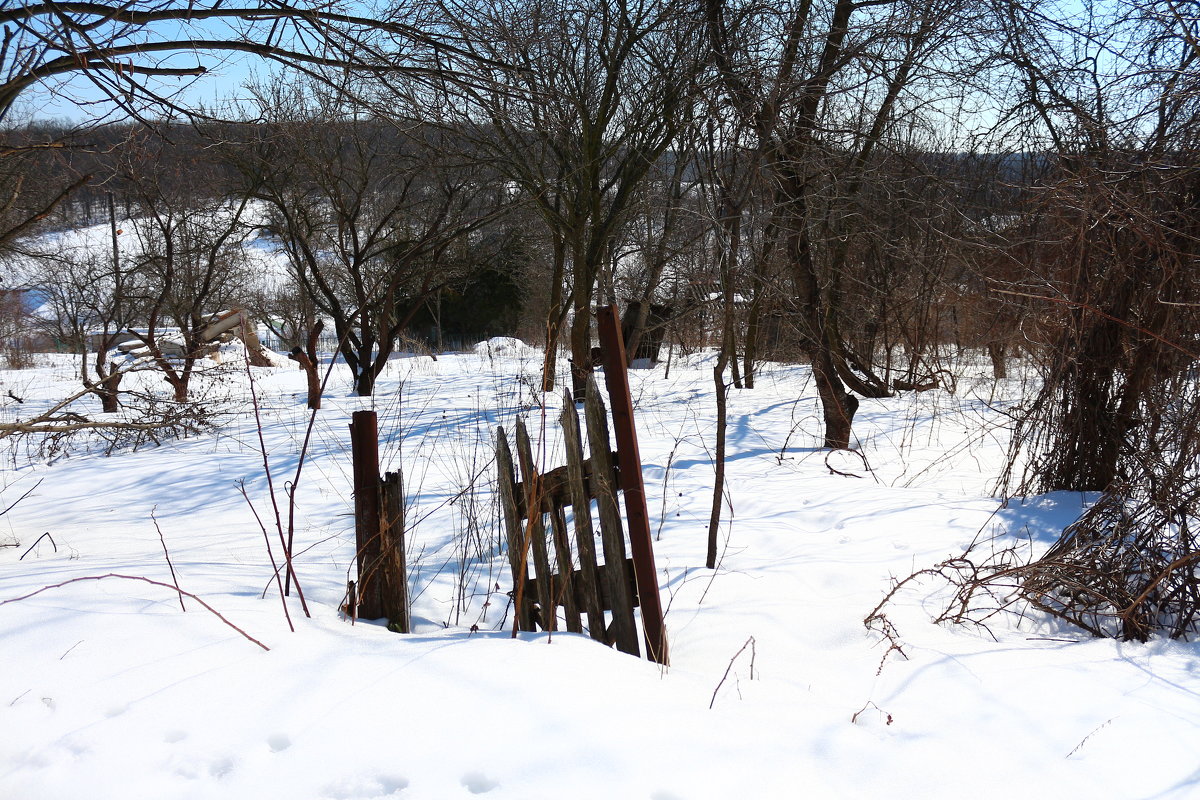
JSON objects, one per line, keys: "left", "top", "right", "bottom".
{"left": 14, "top": 55, "right": 264, "bottom": 125}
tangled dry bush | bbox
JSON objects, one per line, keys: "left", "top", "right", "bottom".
{"left": 868, "top": 484, "right": 1200, "bottom": 648}
{"left": 1018, "top": 491, "right": 1200, "bottom": 641}
{"left": 903, "top": 149, "right": 1200, "bottom": 646}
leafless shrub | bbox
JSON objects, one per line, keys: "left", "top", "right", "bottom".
{"left": 1018, "top": 491, "right": 1200, "bottom": 641}
{"left": 870, "top": 478, "right": 1200, "bottom": 645}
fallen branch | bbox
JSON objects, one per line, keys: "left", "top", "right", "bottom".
{"left": 0, "top": 419, "right": 191, "bottom": 435}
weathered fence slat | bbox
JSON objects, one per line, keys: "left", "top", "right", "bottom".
{"left": 380, "top": 471, "right": 410, "bottom": 633}
{"left": 549, "top": 504, "right": 582, "bottom": 633}
{"left": 496, "top": 427, "right": 534, "bottom": 632}
{"left": 561, "top": 388, "right": 607, "bottom": 639}
{"left": 515, "top": 419, "right": 556, "bottom": 632}
{"left": 584, "top": 376, "right": 640, "bottom": 657}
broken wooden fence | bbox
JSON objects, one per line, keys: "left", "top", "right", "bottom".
{"left": 496, "top": 309, "right": 668, "bottom": 664}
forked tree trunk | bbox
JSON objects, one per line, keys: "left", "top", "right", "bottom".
{"left": 784, "top": 187, "right": 859, "bottom": 449}
{"left": 355, "top": 369, "right": 376, "bottom": 397}
{"left": 812, "top": 347, "right": 858, "bottom": 449}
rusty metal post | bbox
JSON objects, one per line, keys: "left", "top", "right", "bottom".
{"left": 595, "top": 304, "right": 669, "bottom": 665}
{"left": 349, "top": 410, "right": 383, "bottom": 619}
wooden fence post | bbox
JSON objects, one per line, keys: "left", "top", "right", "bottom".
{"left": 515, "top": 419, "right": 556, "bottom": 631}
{"left": 380, "top": 471, "right": 410, "bottom": 633}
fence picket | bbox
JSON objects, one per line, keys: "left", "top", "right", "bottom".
{"left": 515, "top": 419, "right": 556, "bottom": 632}
{"left": 583, "top": 377, "right": 639, "bottom": 657}
{"left": 495, "top": 427, "right": 534, "bottom": 631}
{"left": 560, "top": 390, "right": 607, "bottom": 641}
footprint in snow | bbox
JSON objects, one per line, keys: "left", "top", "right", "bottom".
{"left": 163, "top": 730, "right": 187, "bottom": 744}
{"left": 268, "top": 733, "right": 292, "bottom": 752}
{"left": 461, "top": 772, "right": 499, "bottom": 794}
{"left": 377, "top": 775, "right": 409, "bottom": 795}
{"left": 322, "top": 774, "right": 409, "bottom": 798}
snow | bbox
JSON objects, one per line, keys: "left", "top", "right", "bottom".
{"left": 472, "top": 336, "right": 537, "bottom": 359}
{"left": 1, "top": 346, "right": 1199, "bottom": 799}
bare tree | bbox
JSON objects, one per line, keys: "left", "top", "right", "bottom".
{"left": 28, "top": 193, "right": 143, "bottom": 411}
{"left": 117, "top": 132, "right": 256, "bottom": 401}
{"left": 988, "top": 0, "right": 1200, "bottom": 495}
{"left": 236, "top": 84, "right": 509, "bottom": 395}
{"left": 0, "top": 0, "right": 486, "bottom": 258}
{"left": 702, "top": 0, "right": 996, "bottom": 447}
{"left": 417, "top": 0, "right": 704, "bottom": 395}
{"left": 0, "top": 0, "right": 464, "bottom": 124}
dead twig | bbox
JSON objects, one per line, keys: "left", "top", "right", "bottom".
{"left": 1066, "top": 718, "right": 1115, "bottom": 758}
{"left": 150, "top": 507, "right": 185, "bottom": 612}
{"left": 851, "top": 700, "right": 893, "bottom": 726}
{"left": 242, "top": 335, "right": 309, "bottom": 618}
{"left": 709, "top": 636, "right": 756, "bottom": 709}
{"left": 238, "top": 481, "right": 295, "bottom": 633}
{"left": 825, "top": 448, "right": 870, "bottom": 478}
{"left": 19, "top": 532, "right": 56, "bottom": 560}
{"left": 1, "top": 478, "right": 43, "bottom": 517}
{"left": 0, "top": 574, "right": 269, "bottom": 651}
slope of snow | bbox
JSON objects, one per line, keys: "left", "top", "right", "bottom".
{"left": 1, "top": 347, "right": 1198, "bottom": 799}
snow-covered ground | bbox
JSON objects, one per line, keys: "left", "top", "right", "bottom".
{"left": 1, "top": 345, "right": 1198, "bottom": 799}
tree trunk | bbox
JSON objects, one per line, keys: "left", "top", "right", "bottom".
{"left": 622, "top": 300, "right": 652, "bottom": 367}
{"left": 987, "top": 341, "right": 1007, "bottom": 380}
{"left": 542, "top": 242, "right": 569, "bottom": 392}
{"left": 706, "top": 360, "right": 728, "bottom": 569}
{"left": 97, "top": 369, "right": 122, "bottom": 413}
{"left": 569, "top": 294, "right": 593, "bottom": 401}
{"left": 812, "top": 347, "right": 857, "bottom": 449}
{"left": 783, "top": 183, "right": 859, "bottom": 449}
{"left": 355, "top": 368, "right": 375, "bottom": 397}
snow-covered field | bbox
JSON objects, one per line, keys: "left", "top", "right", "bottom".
{"left": 2, "top": 345, "right": 1199, "bottom": 799}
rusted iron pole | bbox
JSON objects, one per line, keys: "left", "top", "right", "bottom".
{"left": 595, "top": 304, "right": 669, "bottom": 665}
{"left": 349, "top": 410, "right": 383, "bottom": 620}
